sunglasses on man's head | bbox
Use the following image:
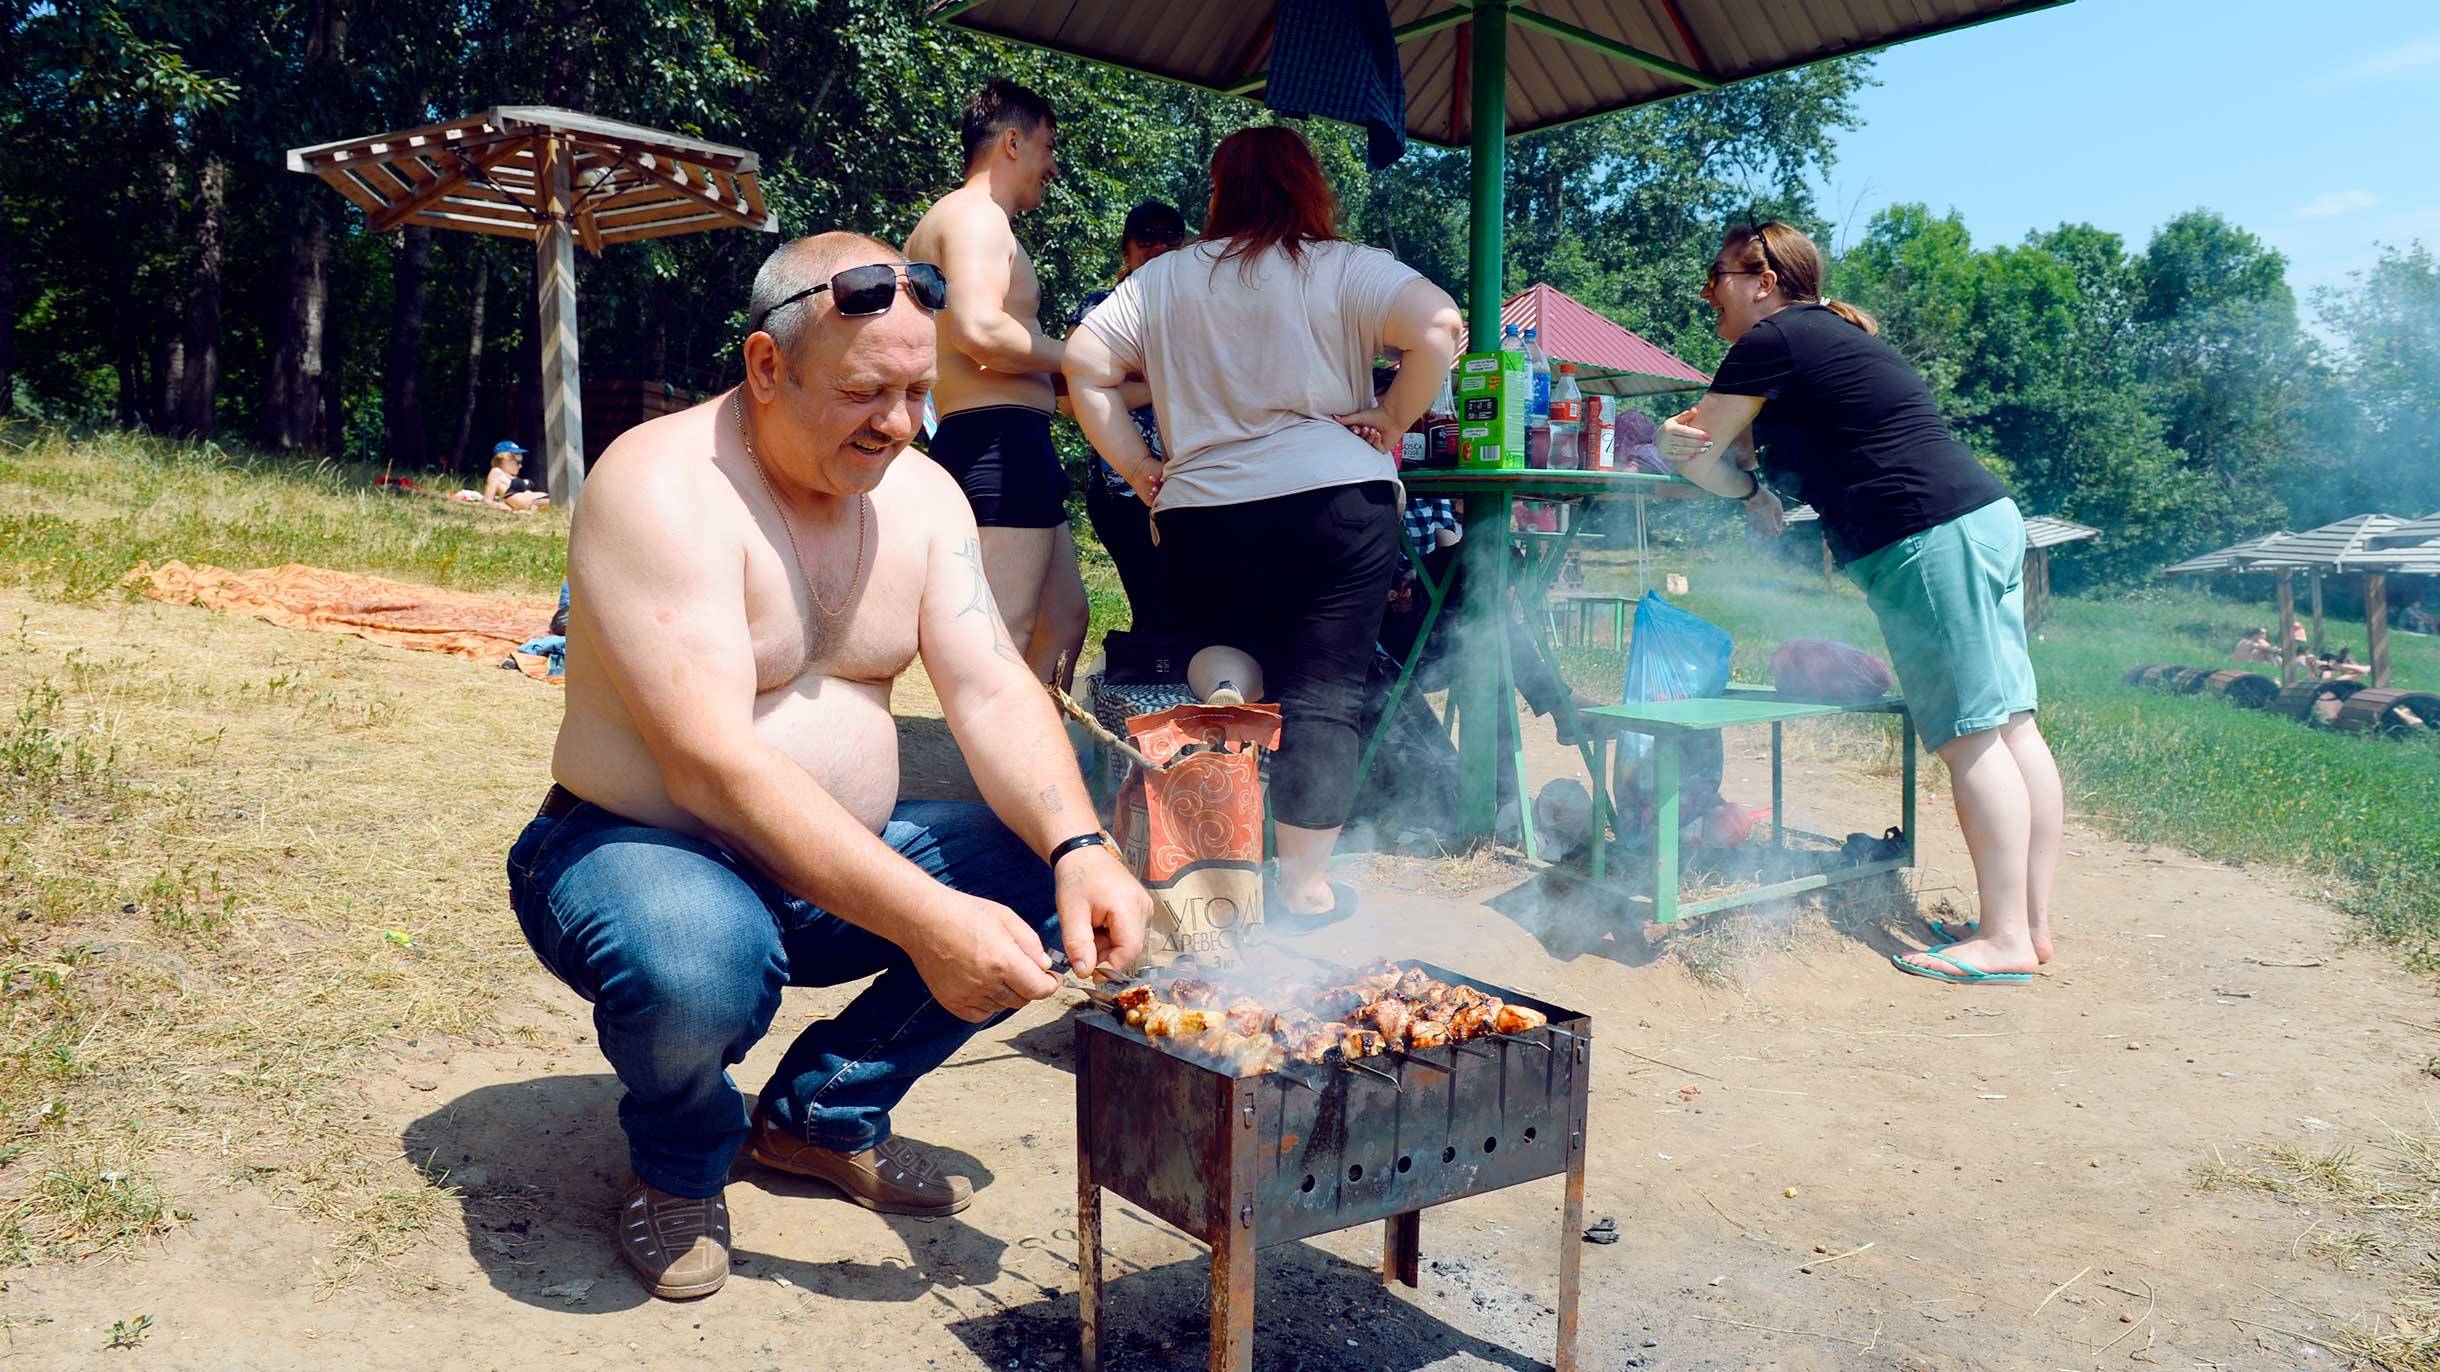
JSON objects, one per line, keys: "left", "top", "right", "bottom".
{"left": 755, "top": 262, "right": 948, "bottom": 329}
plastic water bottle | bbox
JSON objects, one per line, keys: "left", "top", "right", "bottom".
{"left": 1524, "top": 327, "right": 1551, "bottom": 432}
{"left": 1500, "top": 323, "right": 1523, "bottom": 352}
{"left": 1547, "top": 363, "right": 1582, "bottom": 470}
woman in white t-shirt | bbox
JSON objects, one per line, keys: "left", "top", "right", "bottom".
{"left": 1066, "top": 126, "right": 1461, "bottom": 930}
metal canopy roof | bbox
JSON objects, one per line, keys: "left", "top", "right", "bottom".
{"left": 2344, "top": 542, "right": 2440, "bottom": 575}
{"left": 2161, "top": 531, "right": 2297, "bottom": 576}
{"left": 2023, "top": 516, "right": 2100, "bottom": 550}
{"left": 1460, "top": 282, "right": 1710, "bottom": 395}
{"left": 934, "top": 0, "right": 2075, "bottom": 148}
{"left": 286, "top": 106, "right": 776, "bottom": 253}
{"left": 2232, "top": 514, "right": 2407, "bottom": 572}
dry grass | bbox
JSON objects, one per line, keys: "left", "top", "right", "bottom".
{"left": 2197, "top": 1120, "right": 2440, "bottom": 1370}
{"left": 0, "top": 586, "right": 555, "bottom": 1282}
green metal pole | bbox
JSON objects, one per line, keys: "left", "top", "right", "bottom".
{"left": 1454, "top": 0, "right": 1510, "bottom": 836}
{"left": 1466, "top": 0, "right": 1508, "bottom": 338}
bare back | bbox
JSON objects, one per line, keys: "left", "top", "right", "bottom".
{"left": 905, "top": 183, "right": 1055, "bottom": 417}
{"left": 553, "top": 397, "right": 953, "bottom": 836}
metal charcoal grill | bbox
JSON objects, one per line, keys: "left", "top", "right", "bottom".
{"left": 1073, "top": 961, "right": 1592, "bottom": 1371}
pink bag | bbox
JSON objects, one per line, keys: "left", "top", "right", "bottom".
{"left": 1771, "top": 639, "right": 1894, "bottom": 702}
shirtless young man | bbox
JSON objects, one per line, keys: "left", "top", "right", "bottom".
{"left": 506, "top": 232, "right": 1149, "bottom": 1302}
{"left": 904, "top": 79, "right": 1088, "bottom": 686}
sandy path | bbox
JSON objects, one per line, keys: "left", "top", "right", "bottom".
{"left": 7, "top": 681, "right": 2431, "bottom": 1371}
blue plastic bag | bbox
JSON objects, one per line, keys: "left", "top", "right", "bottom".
{"left": 1613, "top": 594, "right": 1733, "bottom": 837}
{"left": 1622, "top": 594, "right": 1733, "bottom": 704}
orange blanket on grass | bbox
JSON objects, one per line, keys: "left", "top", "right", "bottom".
{"left": 129, "top": 560, "right": 563, "bottom": 682}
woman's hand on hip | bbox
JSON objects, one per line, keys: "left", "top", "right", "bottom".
{"left": 1333, "top": 407, "right": 1398, "bottom": 454}
{"left": 1743, "top": 487, "right": 1786, "bottom": 538}
{"left": 1658, "top": 411, "right": 1712, "bottom": 465}
{"left": 1115, "top": 452, "right": 1163, "bottom": 507}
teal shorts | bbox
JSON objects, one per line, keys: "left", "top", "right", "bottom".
{"left": 1845, "top": 498, "right": 2037, "bottom": 754}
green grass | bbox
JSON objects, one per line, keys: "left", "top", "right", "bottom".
{"left": 1573, "top": 543, "right": 2440, "bottom": 966}
{"left": 0, "top": 424, "right": 565, "bottom": 600}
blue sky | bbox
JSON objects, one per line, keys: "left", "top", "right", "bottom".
{"left": 1811, "top": 0, "right": 2440, "bottom": 321}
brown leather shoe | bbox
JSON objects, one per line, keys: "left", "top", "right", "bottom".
{"left": 617, "top": 1179, "right": 730, "bottom": 1300}
{"left": 747, "top": 1111, "right": 974, "bottom": 1217}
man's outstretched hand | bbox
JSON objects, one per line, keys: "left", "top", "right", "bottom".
{"left": 912, "top": 893, "right": 1062, "bottom": 1023}
{"left": 1054, "top": 844, "right": 1151, "bottom": 977}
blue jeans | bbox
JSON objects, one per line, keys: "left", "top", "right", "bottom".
{"left": 505, "top": 795, "right": 1057, "bottom": 1199}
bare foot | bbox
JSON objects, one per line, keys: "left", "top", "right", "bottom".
{"left": 2028, "top": 923, "right": 2056, "bottom": 965}
{"left": 1898, "top": 935, "right": 2038, "bottom": 979}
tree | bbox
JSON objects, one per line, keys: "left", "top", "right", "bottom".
{"left": 2309, "top": 243, "right": 2440, "bottom": 525}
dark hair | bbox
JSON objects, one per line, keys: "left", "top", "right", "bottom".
{"left": 1205, "top": 126, "right": 1341, "bottom": 273}
{"left": 1121, "top": 200, "right": 1187, "bottom": 251}
{"left": 961, "top": 79, "right": 1055, "bottom": 171}
{"left": 1718, "top": 221, "right": 1880, "bottom": 335}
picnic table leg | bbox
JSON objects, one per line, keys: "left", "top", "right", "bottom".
{"left": 1454, "top": 495, "right": 1512, "bottom": 834}
{"left": 1497, "top": 611, "right": 1536, "bottom": 859}
{"left": 1771, "top": 720, "right": 1785, "bottom": 849}
{"left": 1590, "top": 734, "right": 1612, "bottom": 882}
{"left": 1900, "top": 709, "right": 1918, "bottom": 865}
{"left": 1653, "top": 732, "right": 1680, "bottom": 924}
{"left": 1352, "top": 522, "right": 1455, "bottom": 800}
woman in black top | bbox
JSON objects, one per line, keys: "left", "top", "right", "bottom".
{"left": 1659, "top": 221, "right": 2062, "bottom": 987}
{"left": 1068, "top": 201, "right": 1187, "bottom": 635}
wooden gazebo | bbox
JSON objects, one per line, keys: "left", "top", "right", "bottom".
{"left": 2229, "top": 516, "right": 2407, "bottom": 686}
{"left": 288, "top": 107, "right": 778, "bottom": 507}
{"left": 2020, "top": 515, "right": 2098, "bottom": 629}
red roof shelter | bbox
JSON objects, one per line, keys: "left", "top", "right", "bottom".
{"left": 1460, "top": 281, "right": 1712, "bottom": 397}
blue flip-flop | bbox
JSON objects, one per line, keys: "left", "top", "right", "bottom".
{"left": 1891, "top": 947, "right": 2029, "bottom": 986}
{"left": 1925, "top": 918, "right": 1979, "bottom": 942}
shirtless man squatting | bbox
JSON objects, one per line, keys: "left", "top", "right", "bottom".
{"left": 904, "top": 79, "right": 1090, "bottom": 686}
{"left": 506, "top": 230, "right": 1151, "bottom": 1301}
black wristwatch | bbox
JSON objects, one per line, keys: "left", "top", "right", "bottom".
{"left": 1048, "top": 832, "right": 1110, "bottom": 867}
{"left": 1738, "top": 469, "right": 1766, "bottom": 502}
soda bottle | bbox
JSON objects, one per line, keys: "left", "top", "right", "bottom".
{"left": 1425, "top": 369, "right": 1461, "bottom": 467}
{"left": 1547, "top": 363, "right": 1583, "bottom": 470}
{"left": 1523, "top": 327, "right": 1551, "bottom": 432}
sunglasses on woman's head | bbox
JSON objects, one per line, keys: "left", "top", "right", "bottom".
{"left": 755, "top": 262, "right": 948, "bottom": 329}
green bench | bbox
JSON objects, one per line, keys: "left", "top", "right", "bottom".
{"left": 1578, "top": 685, "right": 1917, "bottom": 924}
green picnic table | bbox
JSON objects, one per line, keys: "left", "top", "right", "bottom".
{"left": 1354, "top": 467, "right": 1703, "bottom": 856}
{"left": 1581, "top": 685, "right": 1917, "bottom": 924}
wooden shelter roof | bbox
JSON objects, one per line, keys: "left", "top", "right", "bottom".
{"left": 2232, "top": 514, "right": 2407, "bottom": 572}
{"left": 2160, "top": 531, "right": 2297, "bottom": 576}
{"left": 935, "top": 0, "right": 2073, "bottom": 148}
{"left": 2341, "top": 538, "right": 2440, "bottom": 575}
{"left": 2022, "top": 516, "right": 2100, "bottom": 550}
{"left": 285, "top": 106, "right": 777, "bottom": 253}
{"left": 2368, "top": 511, "right": 2440, "bottom": 549}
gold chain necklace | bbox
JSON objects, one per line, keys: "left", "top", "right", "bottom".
{"left": 735, "top": 394, "right": 866, "bottom": 621}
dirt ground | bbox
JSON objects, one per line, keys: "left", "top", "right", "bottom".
{"left": 7, "top": 615, "right": 2438, "bottom": 1370}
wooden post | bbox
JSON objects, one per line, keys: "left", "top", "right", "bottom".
{"left": 2367, "top": 571, "right": 2391, "bottom": 689}
{"left": 2276, "top": 572, "right": 2298, "bottom": 686}
{"left": 2309, "top": 572, "right": 2325, "bottom": 659}
{"left": 534, "top": 133, "right": 586, "bottom": 509}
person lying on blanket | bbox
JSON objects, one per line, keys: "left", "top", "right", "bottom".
{"left": 505, "top": 231, "right": 1151, "bottom": 1302}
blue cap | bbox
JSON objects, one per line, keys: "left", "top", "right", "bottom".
{"left": 1502, "top": 323, "right": 1519, "bottom": 335}
{"left": 493, "top": 440, "right": 528, "bottom": 456}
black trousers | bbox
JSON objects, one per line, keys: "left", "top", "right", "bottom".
{"left": 1154, "top": 481, "right": 1399, "bottom": 830}
{"left": 1085, "top": 476, "right": 1172, "bottom": 637}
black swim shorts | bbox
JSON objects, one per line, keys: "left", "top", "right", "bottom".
{"left": 928, "top": 405, "right": 1069, "bottom": 529}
